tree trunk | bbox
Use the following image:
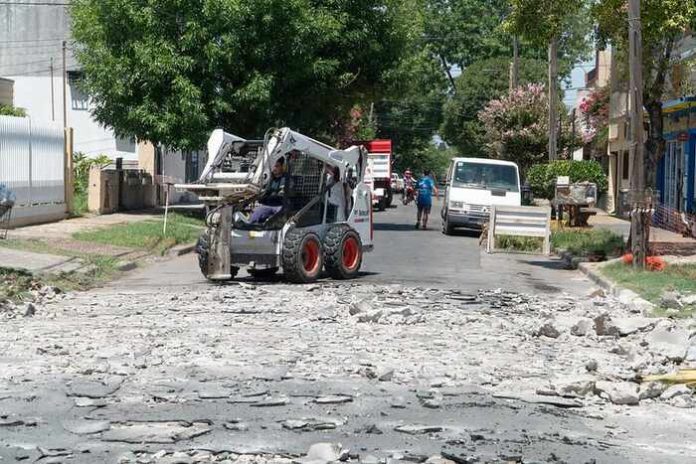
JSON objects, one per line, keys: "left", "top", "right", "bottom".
{"left": 644, "top": 100, "right": 664, "bottom": 190}
{"left": 438, "top": 54, "right": 457, "bottom": 94}
{"left": 642, "top": 39, "right": 673, "bottom": 191}
{"left": 548, "top": 37, "right": 558, "bottom": 161}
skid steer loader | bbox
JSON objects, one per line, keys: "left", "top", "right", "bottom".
{"left": 176, "top": 128, "right": 373, "bottom": 283}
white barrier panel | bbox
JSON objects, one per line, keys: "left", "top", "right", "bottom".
{"left": 486, "top": 205, "right": 551, "bottom": 255}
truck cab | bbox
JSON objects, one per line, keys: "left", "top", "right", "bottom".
{"left": 441, "top": 158, "right": 521, "bottom": 235}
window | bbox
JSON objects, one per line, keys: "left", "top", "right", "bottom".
{"left": 185, "top": 151, "right": 200, "bottom": 182}
{"left": 453, "top": 162, "right": 519, "bottom": 192}
{"left": 68, "top": 73, "right": 89, "bottom": 111}
{"left": 622, "top": 152, "right": 629, "bottom": 181}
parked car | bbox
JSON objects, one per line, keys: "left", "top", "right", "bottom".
{"left": 391, "top": 173, "right": 404, "bottom": 193}
{"left": 441, "top": 158, "right": 521, "bottom": 235}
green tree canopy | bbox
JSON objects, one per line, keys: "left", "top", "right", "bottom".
{"left": 375, "top": 46, "right": 448, "bottom": 166}
{"left": 440, "top": 56, "right": 547, "bottom": 158}
{"left": 71, "top": 0, "right": 412, "bottom": 150}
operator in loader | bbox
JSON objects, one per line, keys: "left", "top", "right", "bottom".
{"left": 249, "top": 157, "right": 286, "bottom": 224}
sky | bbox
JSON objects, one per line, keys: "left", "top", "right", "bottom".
{"left": 564, "top": 60, "right": 595, "bottom": 110}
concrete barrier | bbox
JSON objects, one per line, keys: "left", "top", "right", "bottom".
{"left": 486, "top": 205, "right": 551, "bottom": 255}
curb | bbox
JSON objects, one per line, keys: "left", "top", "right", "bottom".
{"left": 578, "top": 259, "right": 656, "bottom": 313}
{"left": 167, "top": 242, "right": 197, "bottom": 258}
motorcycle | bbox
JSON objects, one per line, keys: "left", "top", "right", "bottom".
{"left": 402, "top": 182, "right": 416, "bottom": 205}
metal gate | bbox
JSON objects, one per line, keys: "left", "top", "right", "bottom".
{"left": 0, "top": 115, "right": 66, "bottom": 227}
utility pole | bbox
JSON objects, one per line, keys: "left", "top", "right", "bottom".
{"left": 62, "top": 41, "right": 67, "bottom": 129}
{"left": 548, "top": 37, "right": 559, "bottom": 160}
{"left": 628, "top": 0, "right": 648, "bottom": 269}
{"left": 512, "top": 35, "right": 520, "bottom": 90}
{"left": 50, "top": 57, "right": 55, "bottom": 122}
{"left": 570, "top": 107, "right": 576, "bottom": 158}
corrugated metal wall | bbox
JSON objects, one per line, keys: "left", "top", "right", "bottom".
{"left": 0, "top": 115, "right": 65, "bottom": 224}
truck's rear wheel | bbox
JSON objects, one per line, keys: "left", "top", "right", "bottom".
{"left": 324, "top": 225, "right": 363, "bottom": 280}
{"left": 196, "top": 229, "right": 238, "bottom": 281}
{"left": 282, "top": 229, "right": 323, "bottom": 283}
{"left": 385, "top": 187, "right": 393, "bottom": 208}
{"left": 442, "top": 213, "right": 454, "bottom": 235}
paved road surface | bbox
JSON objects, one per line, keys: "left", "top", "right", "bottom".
{"left": 114, "top": 202, "right": 591, "bottom": 295}
{"left": 4, "top": 205, "right": 696, "bottom": 463}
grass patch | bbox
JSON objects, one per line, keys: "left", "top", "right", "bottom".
{"left": 490, "top": 227, "right": 625, "bottom": 257}
{"left": 0, "top": 267, "right": 36, "bottom": 302}
{"left": 72, "top": 191, "right": 88, "bottom": 217}
{"left": 495, "top": 235, "right": 544, "bottom": 252}
{"left": 552, "top": 228, "right": 624, "bottom": 259}
{"left": 73, "top": 212, "right": 203, "bottom": 255}
{"left": 601, "top": 262, "right": 696, "bottom": 306}
{"left": 0, "top": 255, "right": 120, "bottom": 303}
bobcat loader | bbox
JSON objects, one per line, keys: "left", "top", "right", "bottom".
{"left": 176, "top": 127, "right": 373, "bottom": 283}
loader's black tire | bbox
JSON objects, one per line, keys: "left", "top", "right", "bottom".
{"left": 195, "top": 229, "right": 238, "bottom": 281}
{"left": 282, "top": 229, "right": 323, "bottom": 283}
{"left": 248, "top": 267, "right": 279, "bottom": 279}
{"left": 323, "top": 225, "right": 363, "bottom": 280}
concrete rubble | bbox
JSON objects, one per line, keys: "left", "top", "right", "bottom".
{"left": 1, "top": 282, "right": 696, "bottom": 462}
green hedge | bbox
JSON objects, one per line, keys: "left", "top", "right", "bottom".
{"left": 527, "top": 160, "right": 608, "bottom": 199}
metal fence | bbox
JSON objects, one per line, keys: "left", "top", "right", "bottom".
{"left": 0, "top": 115, "right": 66, "bottom": 226}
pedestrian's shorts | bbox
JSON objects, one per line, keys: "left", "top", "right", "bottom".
{"left": 417, "top": 201, "right": 432, "bottom": 214}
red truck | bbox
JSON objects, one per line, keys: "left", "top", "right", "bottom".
{"left": 360, "top": 139, "right": 393, "bottom": 211}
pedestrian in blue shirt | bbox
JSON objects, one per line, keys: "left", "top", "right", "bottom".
{"left": 416, "top": 170, "right": 438, "bottom": 229}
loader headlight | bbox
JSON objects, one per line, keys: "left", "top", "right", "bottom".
{"left": 449, "top": 201, "right": 464, "bottom": 210}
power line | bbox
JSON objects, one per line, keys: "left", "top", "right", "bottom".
{"left": 0, "top": 37, "right": 67, "bottom": 44}
{"left": 0, "top": 2, "right": 71, "bottom": 6}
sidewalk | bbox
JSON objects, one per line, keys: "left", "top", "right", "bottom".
{"left": 589, "top": 211, "right": 696, "bottom": 255}
{"left": 8, "top": 211, "right": 161, "bottom": 240}
{"left": 0, "top": 247, "right": 84, "bottom": 274}
{"left": 0, "top": 211, "right": 166, "bottom": 277}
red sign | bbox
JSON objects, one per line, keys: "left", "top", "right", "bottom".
{"left": 678, "top": 132, "right": 689, "bottom": 142}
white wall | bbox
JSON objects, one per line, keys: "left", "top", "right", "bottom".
{"left": 7, "top": 75, "right": 138, "bottom": 161}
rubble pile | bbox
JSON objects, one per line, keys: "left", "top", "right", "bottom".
{"left": 0, "top": 283, "right": 65, "bottom": 321}
{"left": 2, "top": 281, "right": 696, "bottom": 461}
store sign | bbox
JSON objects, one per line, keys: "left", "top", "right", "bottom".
{"left": 677, "top": 132, "right": 689, "bottom": 142}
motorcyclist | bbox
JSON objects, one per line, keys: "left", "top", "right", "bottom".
{"left": 402, "top": 169, "right": 416, "bottom": 205}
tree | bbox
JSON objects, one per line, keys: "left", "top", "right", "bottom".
{"left": 374, "top": 46, "right": 449, "bottom": 169}
{"left": 71, "top": 0, "right": 412, "bottom": 150}
{"left": 424, "top": 0, "right": 590, "bottom": 89}
{"left": 478, "top": 83, "right": 578, "bottom": 175}
{"left": 593, "top": 0, "right": 696, "bottom": 188}
{"left": 0, "top": 105, "right": 26, "bottom": 117}
{"left": 423, "top": 0, "right": 510, "bottom": 87}
{"left": 505, "top": 0, "right": 592, "bottom": 159}
{"left": 440, "top": 57, "right": 547, "bottom": 157}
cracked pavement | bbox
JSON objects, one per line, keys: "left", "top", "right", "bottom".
{"left": 2, "top": 207, "right": 696, "bottom": 463}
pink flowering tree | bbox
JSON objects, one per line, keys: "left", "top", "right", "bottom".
{"left": 578, "top": 86, "right": 609, "bottom": 147}
{"left": 478, "top": 84, "right": 551, "bottom": 174}
{"left": 479, "top": 83, "right": 580, "bottom": 174}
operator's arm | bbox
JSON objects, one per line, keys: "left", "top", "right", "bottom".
{"left": 261, "top": 177, "right": 285, "bottom": 206}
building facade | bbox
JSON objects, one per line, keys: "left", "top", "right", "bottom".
{"left": 1, "top": 1, "right": 204, "bottom": 206}
{"left": 0, "top": 0, "right": 138, "bottom": 160}
{"left": 657, "top": 33, "right": 696, "bottom": 214}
